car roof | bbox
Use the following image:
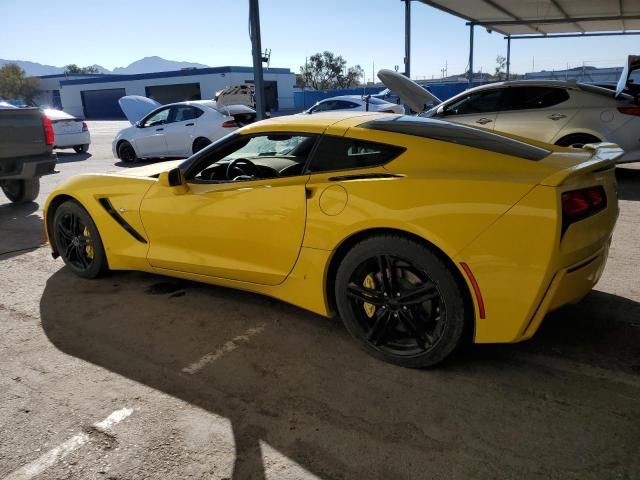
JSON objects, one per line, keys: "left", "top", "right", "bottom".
{"left": 241, "top": 111, "right": 390, "bottom": 135}
{"left": 320, "top": 95, "right": 363, "bottom": 102}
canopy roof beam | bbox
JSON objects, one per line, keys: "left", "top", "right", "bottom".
{"left": 466, "top": 14, "right": 640, "bottom": 28}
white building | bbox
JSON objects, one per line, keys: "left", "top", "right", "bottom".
{"left": 55, "top": 66, "right": 295, "bottom": 119}
{"left": 34, "top": 73, "right": 106, "bottom": 109}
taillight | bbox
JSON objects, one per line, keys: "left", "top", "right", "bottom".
{"left": 617, "top": 107, "right": 640, "bottom": 116}
{"left": 222, "top": 119, "right": 238, "bottom": 128}
{"left": 81, "top": 121, "right": 88, "bottom": 132}
{"left": 561, "top": 186, "right": 607, "bottom": 229}
{"left": 42, "top": 115, "right": 54, "bottom": 146}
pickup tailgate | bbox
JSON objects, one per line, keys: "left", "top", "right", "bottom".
{"left": 0, "top": 108, "right": 52, "bottom": 159}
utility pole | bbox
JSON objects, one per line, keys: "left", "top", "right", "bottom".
{"left": 248, "top": 0, "right": 265, "bottom": 119}
{"left": 404, "top": 0, "right": 411, "bottom": 78}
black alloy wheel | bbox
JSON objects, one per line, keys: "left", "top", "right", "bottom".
{"left": 118, "top": 142, "right": 137, "bottom": 163}
{"left": 52, "top": 200, "right": 108, "bottom": 278}
{"left": 335, "top": 236, "right": 467, "bottom": 368}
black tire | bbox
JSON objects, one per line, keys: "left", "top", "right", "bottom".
{"left": 52, "top": 200, "right": 108, "bottom": 279}
{"left": 192, "top": 137, "right": 212, "bottom": 154}
{"left": 335, "top": 235, "right": 468, "bottom": 368}
{"left": 1, "top": 178, "right": 40, "bottom": 203}
{"left": 73, "top": 144, "right": 89, "bottom": 154}
{"left": 117, "top": 141, "right": 138, "bottom": 163}
{"left": 555, "top": 134, "right": 601, "bottom": 149}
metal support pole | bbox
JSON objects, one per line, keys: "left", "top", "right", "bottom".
{"left": 506, "top": 35, "right": 511, "bottom": 80}
{"left": 468, "top": 24, "right": 474, "bottom": 87}
{"left": 404, "top": 0, "right": 411, "bottom": 78}
{"left": 249, "top": 0, "right": 265, "bottom": 120}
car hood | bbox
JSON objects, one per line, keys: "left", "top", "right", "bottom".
{"left": 116, "top": 159, "right": 183, "bottom": 178}
{"left": 377, "top": 69, "right": 441, "bottom": 113}
{"left": 118, "top": 95, "right": 162, "bottom": 125}
{"left": 616, "top": 54, "right": 640, "bottom": 99}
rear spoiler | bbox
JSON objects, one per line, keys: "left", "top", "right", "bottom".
{"left": 540, "top": 143, "right": 623, "bottom": 187}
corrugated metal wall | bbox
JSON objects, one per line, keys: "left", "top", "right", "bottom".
{"left": 294, "top": 82, "right": 491, "bottom": 110}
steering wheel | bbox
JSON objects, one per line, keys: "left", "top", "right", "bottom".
{"left": 226, "top": 158, "right": 257, "bottom": 180}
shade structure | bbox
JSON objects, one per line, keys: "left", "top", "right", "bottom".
{"left": 416, "top": 0, "right": 640, "bottom": 36}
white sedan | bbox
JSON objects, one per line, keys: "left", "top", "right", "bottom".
{"left": 43, "top": 109, "right": 91, "bottom": 153}
{"left": 302, "top": 95, "right": 404, "bottom": 115}
{"left": 113, "top": 96, "right": 256, "bottom": 163}
{"left": 378, "top": 63, "right": 640, "bottom": 164}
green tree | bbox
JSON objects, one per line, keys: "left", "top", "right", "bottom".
{"left": 300, "top": 51, "right": 363, "bottom": 89}
{"left": 0, "top": 64, "right": 41, "bottom": 103}
{"left": 64, "top": 64, "right": 99, "bottom": 74}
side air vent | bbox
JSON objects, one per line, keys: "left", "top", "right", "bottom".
{"left": 98, "top": 198, "right": 147, "bottom": 244}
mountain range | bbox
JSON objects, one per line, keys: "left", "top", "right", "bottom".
{"left": 0, "top": 56, "right": 210, "bottom": 76}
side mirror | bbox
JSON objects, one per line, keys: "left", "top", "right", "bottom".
{"left": 436, "top": 105, "right": 446, "bottom": 116}
{"left": 158, "top": 168, "right": 188, "bottom": 193}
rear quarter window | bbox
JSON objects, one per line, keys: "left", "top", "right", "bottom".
{"left": 307, "top": 136, "right": 405, "bottom": 173}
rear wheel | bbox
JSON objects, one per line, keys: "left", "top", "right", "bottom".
{"left": 52, "top": 200, "right": 108, "bottom": 278}
{"left": 555, "top": 133, "right": 601, "bottom": 149}
{"left": 192, "top": 137, "right": 212, "bottom": 154}
{"left": 73, "top": 144, "right": 89, "bottom": 153}
{"left": 118, "top": 141, "right": 138, "bottom": 163}
{"left": 1, "top": 178, "right": 40, "bottom": 203}
{"left": 335, "top": 235, "right": 468, "bottom": 368}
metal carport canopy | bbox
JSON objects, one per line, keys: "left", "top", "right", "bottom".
{"left": 401, "top": 0, "right": 640, "bottom": 86}
{"left": 415, "top": 0, "right": 640, "bottom": 35}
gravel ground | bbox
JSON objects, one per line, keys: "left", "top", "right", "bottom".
{"left": 0, "top": 121, "right": 639, "bottom": 480}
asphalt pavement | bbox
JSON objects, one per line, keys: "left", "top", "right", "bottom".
{"left": 0, "top": 120, "right": 639, "bottom": 480}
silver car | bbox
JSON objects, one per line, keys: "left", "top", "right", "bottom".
{"left": 378, "top": 67, "right": 640, "bottom": 164}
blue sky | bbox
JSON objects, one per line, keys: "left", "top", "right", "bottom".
{"left": 1, "top": 0, "right": 637, "bottom": 79}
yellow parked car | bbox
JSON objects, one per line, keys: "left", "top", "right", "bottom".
{"left": 44, "top": 112, "right": 620, "bottom": 367}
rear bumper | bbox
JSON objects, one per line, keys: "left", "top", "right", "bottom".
{"left": 518, "top": 239, "right": 611, "bottom": 341}
{"left": 54, "top": 131, "right": 91, "bottom": 148}
{"left": 0, "top": 153, "right": 57, "bottom": 180}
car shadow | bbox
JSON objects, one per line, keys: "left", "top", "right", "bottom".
{"left": 615, "top": 165, "right": 640, "bottom": 201}
{"left": 55, "top": 151, "right": 92, "bottom": 163}
{"left": 39, "top": 270, "right": 640, "bottom": 479}
{"left": 0, "top": 201, "right": 46, "bottom": 259}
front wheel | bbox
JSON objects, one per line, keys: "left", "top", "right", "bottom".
{"left": 335, "top": 235, "right": 468, "bottom": 368}
{"left": 1, "top": 178, "right": 40, "bottom": 203}
{"left": 117, "top": 141, "right": 138, "bottom": 163}
{"left": 52, "top": 200, "right": 108, "bottom": 278}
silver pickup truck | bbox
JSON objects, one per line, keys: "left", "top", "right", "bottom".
{"left": 0, "top": 107, "right": 57, "bottom": 203}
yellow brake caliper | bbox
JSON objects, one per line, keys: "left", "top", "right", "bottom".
{"left": 363, "top": 273, "right": 377, "bottom": 318}
{"left": 83, "top": 227, "right": 94, "bottom": 259}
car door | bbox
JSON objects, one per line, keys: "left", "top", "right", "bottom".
{"left": 493, "top": 86, "right": 575, "bottom": 143}
{"left": 436, "top": 88, "right": 504, "bottom": 129}
{"left": 134, "top": 107, "right": 171, "bottom": 157}
{"left": 163, "top": 105, "right": 202, "bottom": 156}
{"left": 139, "top": 132, "right": 315, "bottom": 286}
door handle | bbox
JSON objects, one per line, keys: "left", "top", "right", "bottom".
{"left": 476, "top": 117, "right": 492, "bottom": 125}
{"left": 185, "top": 123, "right": 194, "bottom": 126}
{"left": 155, "top": 128, "right": 164, "bottom": 131}
{"left": 548, "top": 113, "right": 567, "bottom": 120}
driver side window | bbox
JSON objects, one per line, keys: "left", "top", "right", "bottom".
{"left": 189, "top": 133, "right": 317, "bottom": 183}
{"left": 143, "top": 107, "right": 170, "bottom": 127}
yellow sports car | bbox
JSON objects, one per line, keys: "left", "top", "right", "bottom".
{"left": 44, "top": 112, "right": 620, "bottom": 367}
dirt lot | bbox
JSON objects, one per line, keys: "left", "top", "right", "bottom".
{"left": 1, "top": 121, "right": 639, "bottom": 480}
